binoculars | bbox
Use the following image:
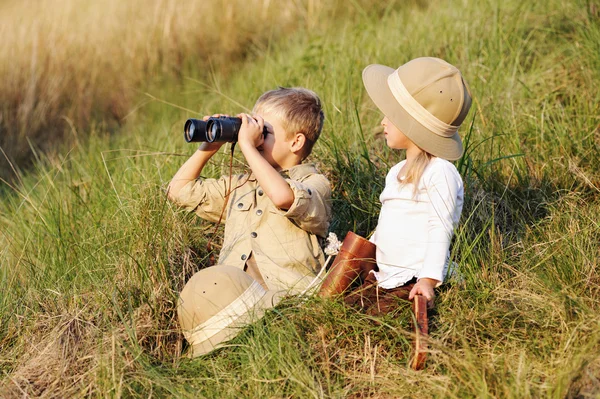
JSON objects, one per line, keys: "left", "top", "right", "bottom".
{"left": 184, "top": 116, "right": 268, "bottom": 143}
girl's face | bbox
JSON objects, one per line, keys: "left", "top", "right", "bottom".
{"left": 381, "top": 116, "right": 413, "bottom": 150}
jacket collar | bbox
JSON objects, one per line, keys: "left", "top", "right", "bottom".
{"left": 280, "top": 163, "right": 318, "bottom": 180}
{"left": 248, "top": 163, "right": 317, "bottom": 181}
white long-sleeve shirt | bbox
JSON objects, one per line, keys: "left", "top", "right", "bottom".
{"left": 370, "top": 157, "right": 464, "bottom": 289}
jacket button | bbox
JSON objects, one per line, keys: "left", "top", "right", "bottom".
{"left": 241, "top": 254, "right": 247, "bottom": 260}
{"left": 251, "top": 232, "right": 257, "bottom": 238}
{"left": 237, "top": 203, "right": 243, "bottom": 208}
{"left": 257, "top": 189, "right": 264, "bottom": 196}
{"left": 256, "top": 209, "right": 263, "bottom": 216}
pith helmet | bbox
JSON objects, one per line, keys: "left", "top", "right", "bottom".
{"left": 178, "top": 265, "right": 281, "bottom": 357}
{"left": 362, "top": 57, "right": 472, "bottom": 160}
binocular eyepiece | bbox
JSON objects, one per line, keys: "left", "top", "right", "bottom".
{"left": 184, "top": 116, "right": 267, "bottom": 143}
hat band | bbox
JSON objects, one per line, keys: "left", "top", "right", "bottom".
{"left": 185, "top": 280, "right": 266, "bottom": 345}
{"left": 387, "top": 71, "right": 458, "bottom": 138}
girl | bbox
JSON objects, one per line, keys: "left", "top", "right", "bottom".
{"left": 323, "top": 57, "right": 472, "bottom": 315}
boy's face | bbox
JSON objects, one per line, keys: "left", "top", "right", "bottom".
{"left": 255, "top": 110, "right": 296, "bottom": 170}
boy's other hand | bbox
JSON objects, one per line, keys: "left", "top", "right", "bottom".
{"left": 237, "top": 113, "right": 265, "bottom": 150}
{"left": 408, "top": 278, "right": 438, "bottom": 308}
{"left": 203, "top": 114, "right": 226, "bottom": 120}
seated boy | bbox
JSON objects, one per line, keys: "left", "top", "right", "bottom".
{"left": 167, "top": 87, "right": 331, "bottom": 294}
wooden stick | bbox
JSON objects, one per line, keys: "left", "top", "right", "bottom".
{"left": 411, "top": 294, "right": 428, "bottom": 370}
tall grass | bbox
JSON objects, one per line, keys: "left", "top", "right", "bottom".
{"left": 0, "top": 0, "right": 383, "bottom": 181}
{"left": 1, "top": 0, "right": 599, "bottom": 397}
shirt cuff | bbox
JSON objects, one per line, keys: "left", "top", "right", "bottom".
{"left": 172, "top": 179, "right": 207, "bottom": 212}
{"left": 276, "top": 179, "right": 314, "bottom": 219}
{"left": 417, "top": 275, "right": 444, "bottom": 288}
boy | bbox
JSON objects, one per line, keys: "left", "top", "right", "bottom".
{"left": 168, "top": 87, "right": 331, "bottom": 294}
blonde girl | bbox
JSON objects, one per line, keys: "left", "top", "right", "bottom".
{"left": 344, "top": 57, "right": 472, "bottom": 314}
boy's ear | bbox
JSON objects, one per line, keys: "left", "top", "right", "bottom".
{"left": 289, "top": 132, "right": 306, "bottom": 154}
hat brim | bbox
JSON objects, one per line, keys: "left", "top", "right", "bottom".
{"left": 188, "top": 290, "right": 283, "bottom": 358}
{"left": 362, "top": 64, "right": 464, "bottom": 160}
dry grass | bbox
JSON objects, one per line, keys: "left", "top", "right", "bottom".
{"left": 0, "top": 0, "right": 368, "bottom": 179}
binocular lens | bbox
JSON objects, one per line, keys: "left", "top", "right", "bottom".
{"left": 207, "top": 122, "right": 220, "bottom": 142}
{"left": 205, "top": 118, "right": 241, "bottom": 143}
{"left": 184, "top": 119, "right": 208, "bottom": 143}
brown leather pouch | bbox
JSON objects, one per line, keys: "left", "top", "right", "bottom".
{"left": 318, "top": 231, "right": 377, "bottom": 298}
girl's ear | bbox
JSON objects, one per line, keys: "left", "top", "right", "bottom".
{"left": 289, "top": 132, "right": 306, "bottom": 153}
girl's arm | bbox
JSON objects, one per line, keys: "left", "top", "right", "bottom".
{"left": 415, "top": 162, "right": 464, "bottom": 306}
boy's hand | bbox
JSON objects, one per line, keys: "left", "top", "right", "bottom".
{"left": 408, "top": 278, "right": 438, "bottom": 309}
{"left": 237, "top": 113, "right": 265, "bottom": 150}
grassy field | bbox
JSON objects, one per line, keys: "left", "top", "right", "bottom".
{"left": 0, "top": 0, "right": 376, "bottom": 181}
{"left": 1, "top": 0, "right": 599, "bottom": 397}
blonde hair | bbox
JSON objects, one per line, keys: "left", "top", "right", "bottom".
{"left": 252, "top": 87, "right": 324, "bottom": 159}
{"left": 398, "top": 150, "right": 433, "bottom": 196}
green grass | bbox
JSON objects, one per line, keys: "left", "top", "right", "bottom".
{"left": 1, "top": 0, "right": 599, "bottom": 397}
{"left": 0, "top": 0, "right": 383, "bottom": 182}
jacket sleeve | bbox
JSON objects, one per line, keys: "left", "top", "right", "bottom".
{"left": 418, "top": 166, "right": 464, "bottom": 284}
{"left": 170, "top": 175, "right": 232, "bottom": 224}
{"left": 275, "top": 173, "right": 331, "bottom": 238}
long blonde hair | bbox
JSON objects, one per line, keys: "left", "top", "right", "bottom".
{"left": 398, "top": 151, "right": 433, "bottom": 196}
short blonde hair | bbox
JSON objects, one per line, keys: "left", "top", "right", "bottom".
{"left": 253, "top": 87, "right": 324, "bottom": 158}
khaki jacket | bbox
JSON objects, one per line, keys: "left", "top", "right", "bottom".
{"left": 173, "top": 163, "right": 331, "bottom": 293}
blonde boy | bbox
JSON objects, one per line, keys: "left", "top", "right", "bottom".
{"left": 168, "top": 87, "right": 331, "bottom": 294}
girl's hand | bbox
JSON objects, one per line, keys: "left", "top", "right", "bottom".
{"left": 237, "top": 113, "right": 265, "bottom": 150}
{"left": 408, "top": 278, "right": 438, "bottom": 309}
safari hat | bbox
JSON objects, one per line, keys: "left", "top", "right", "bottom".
{"left": 362, "top": 57, "right": 472, "bottom": 160}
{"left": 178, "top": 265, "right": 282, "bottom": 358}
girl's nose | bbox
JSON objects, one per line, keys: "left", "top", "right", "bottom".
{"left": 381, "top": 116, "right": 388, "bottom": 126}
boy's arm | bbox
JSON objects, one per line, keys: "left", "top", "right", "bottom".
{"left": 167, "top": 138, "right": 234, "bottom": 223}
{"left": 236, "top": 113, "right": 295, "bottom": 210}
{"left": 167, "top": 142, "right": 223, "bottom": 201}
{"left": 237, "top": 113, "right": 330, "bottom": 237}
